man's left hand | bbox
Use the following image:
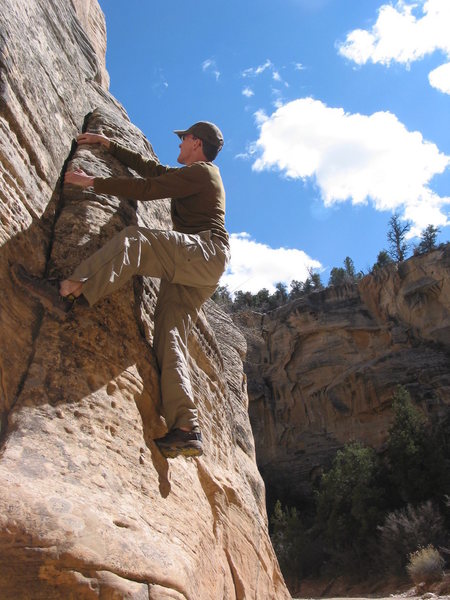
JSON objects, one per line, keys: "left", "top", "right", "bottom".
{"left": 64, "top": 168, "right": 94, "bottom": 188}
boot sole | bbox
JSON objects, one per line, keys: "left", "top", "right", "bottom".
{"left": 158, "top": 445, "right": 203, "bottom": 459}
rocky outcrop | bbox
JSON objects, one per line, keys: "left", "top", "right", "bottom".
{"left": 240, "top": 247, "right": 450, "bottom": 505}
{"left": 0, "top": 1, "right": 289, "bottom": 598}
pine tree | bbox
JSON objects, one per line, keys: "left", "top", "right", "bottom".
{"left": 415, "top": 224, "right": 440, "bottom": 255}
{"left": 387, "top": 213, "right": 411, "bottom": 261}
{"left": 372, "top": 249, "right": 394, "bottom": 271}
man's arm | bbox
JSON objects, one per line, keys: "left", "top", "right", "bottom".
{"left": 64, "top": 161, "right": 208, "bottom": 199}
{"left": 93, "top": 162, "right": 206, "bottom": 201}
{"left": 76, "top": 132, "right": 171, "bottom": 178}
{"left": 109, "top": 143, "right": 172, "bottom": 178}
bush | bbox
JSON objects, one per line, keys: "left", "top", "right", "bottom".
{"left": 386, "top": 386, "right": 430, "bottom": 504}
{"left": 385, "top": 388, "right": 450, "bottom": 508}
{"left": 270, "top": 500, "right": 304, "bottom": 589}
{"left": 315, "top": 442, "right": 385, "bottom": 556}
{"left": 372, "top": 249, "right": 394, "bottom": 272}
{"left": 377, "top": 501, "right": 446, "bottom": 575}
{"left": 407, "top": 545, "right": 445, "bottom": 587}
{"left": 270, "top": 500, "right": 324, "bottom": 587}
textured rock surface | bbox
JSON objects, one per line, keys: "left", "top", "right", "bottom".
{"left": 0, "top": 1, "right": 289, "bottom": 598}
{"left": 240, "top": 247, "right": 450, "bottom": 504}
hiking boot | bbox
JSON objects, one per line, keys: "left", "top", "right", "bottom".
{"left": 154, "top": 428, "right": 203, "bottom": 459}
{"left": 11, "top": 263, "right": 77, "bottom": 318}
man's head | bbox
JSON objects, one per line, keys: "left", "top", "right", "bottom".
{"left": 174, "top": 121, "right": 224, "bottom": 164}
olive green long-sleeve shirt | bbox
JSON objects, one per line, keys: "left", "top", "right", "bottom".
{"left": 93, "top": 142, "right": 229, "bottom": 246}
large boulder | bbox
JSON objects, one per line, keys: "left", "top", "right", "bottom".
{"left": 0, "top": 1, "right": 289, "bottom": 598}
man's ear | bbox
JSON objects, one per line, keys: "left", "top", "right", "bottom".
{"left": 198, "top": 138, "right": 205, "bottom": 156}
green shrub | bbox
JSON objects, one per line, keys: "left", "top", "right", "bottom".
{"left": 386, "top": 387, "right": 450, "bottom": 506}
{"left": 406, "top": 545, "right": 444, "bottom": 587}
{"left": 315, "top": 441, "right": 385, "bottom": 555}
{"left": 270, "top": 501, "right": 304, "bottom": 578}
{"left": 386, "top": 387, "right": 428, "bottom": 503}
{"left": 270, "top": 500, "right": 324, "bottom": 587}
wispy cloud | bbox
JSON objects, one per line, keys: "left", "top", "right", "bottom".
{"left": 271, "top": 87, "right": 285, "bottom": 109}
{"left": 220, "top": 232, "right": 322, "bottom": 294}
{"left": 251, "top": 97, "right": 450, "bottom": 235}
{"left": 202, "top": 58, "right": 220, "bottom": 81}
{"left": 338, "top": 0, "right": 450, "bottom": 94}
{"left": 152, "top": 68, "right": 169, "bottom": 96}
{"left": 241, "top": 59, "right": 290, "bottom": 101}
{"left": 242, "top": 59, "right": 273, "bottom": 78}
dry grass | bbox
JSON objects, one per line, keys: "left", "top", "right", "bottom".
{"left": 406, "top": 545, "right": 445, "bottom": 588}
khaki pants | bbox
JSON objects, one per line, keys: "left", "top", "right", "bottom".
{"left": 70, "top": 226, "right": 230, "bottom": 431}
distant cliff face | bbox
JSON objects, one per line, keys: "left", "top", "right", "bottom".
{"left": 0, "top": 1, "right": 289, "bottom": 598}
{"left": 239, "top": 247, "right": 450, "bottom": 505}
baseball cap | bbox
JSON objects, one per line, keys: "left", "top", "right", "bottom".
{"left": 174, "top": 121, "right": 224, "bottom": 150}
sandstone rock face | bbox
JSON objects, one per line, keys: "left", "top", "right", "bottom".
{"left": 241, "top": 247, "right": 450, "bottom": 505}
{"left": 71, "top": 0, "right": 110, "bottom": 88}
{"left": 0, "top": 1, "right": 289, "bottom": 598}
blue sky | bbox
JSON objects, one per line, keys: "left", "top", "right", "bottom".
{"left": 98, "top": 0, "right": 449, "bottom": 294}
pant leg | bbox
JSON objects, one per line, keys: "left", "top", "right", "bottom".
{"left": 70, "top": 226, "right": 229, "bottom": 430}
{"left": 153, "top": 280, "right": 216, "bottom": 431}
{"left": 70, "top": 226, "right": 177, "bottom": 305}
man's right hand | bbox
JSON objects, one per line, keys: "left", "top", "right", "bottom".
{"left": 76, "top": 133, "right": 110, "bottom": 149}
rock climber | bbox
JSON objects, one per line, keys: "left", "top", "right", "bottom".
{"left": 12, "top": 121, "right": 230, "bottom": 459}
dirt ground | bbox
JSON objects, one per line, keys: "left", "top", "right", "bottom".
{"left": 291, "top": 573, "right": 450, "bottom": 600}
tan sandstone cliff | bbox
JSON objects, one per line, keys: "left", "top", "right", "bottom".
{"left": 238, "top": 247, "right": 450, "bottom": 505}
{"left": 0, "top": 1, "right": 290, "bottom": 598}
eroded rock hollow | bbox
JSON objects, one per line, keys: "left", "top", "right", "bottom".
{"left": 0, "top": 1, "right": 289, "bottom": 598}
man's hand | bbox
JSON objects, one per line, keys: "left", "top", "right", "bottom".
{"left": 76, "top": 132, "right": 110, "bottom": 149}
{"left": 64, "top": 168, "right": 94, "bottom": 188}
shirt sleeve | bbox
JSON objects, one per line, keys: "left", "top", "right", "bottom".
{"left": 109, "top": 142, "right": 173, "bottom": 178}
{"left": 93, "top": 162, "right": 207, "bottom": 201}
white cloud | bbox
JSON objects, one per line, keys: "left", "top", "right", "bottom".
{"left": 338, "top": 0, "right": 450, "bottom": 93}
{"left": 428, "top": 61, "right": 450, "bottom": 93}
{"left": 251, "top": 97, "right": 450, "bottom": 231}
{"left": 242, "top": 87, "right": 254, "bottom": 98}
{"left": 242, "top": 59, "right": 273, "bottom": 78}
{"left": 220, "top": 232, "right": 322, "bottom": 294}
{"left": 254, "top": 109, "right": 268, "bottom": 125}
{"left": 241, "top": 60, "right": 291, "bottom": 99}
{"left": 271, "top": 87, "right": 284, "bottom": 109}
{"left": 202, "top": 58, "right": 220, "bottom": 81}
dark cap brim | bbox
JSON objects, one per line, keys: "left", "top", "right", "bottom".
{"left": 174, "top": 129, "right": 188, "bottom": 138}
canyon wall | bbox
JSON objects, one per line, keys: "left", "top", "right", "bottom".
{"left": 0, "top": 1, "right": 289, "bottom": 598}
{"left": 240, "top": 247, "right": 450, "bottom": 505}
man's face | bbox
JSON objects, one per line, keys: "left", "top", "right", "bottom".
{"left": 177, "top": 134, "right": 199, "bottom": 165}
